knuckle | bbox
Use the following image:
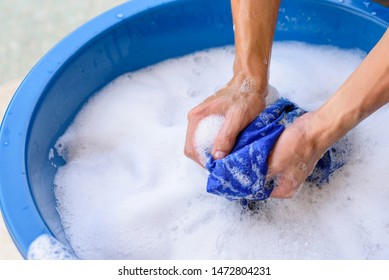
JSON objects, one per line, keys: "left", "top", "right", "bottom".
{"left": 187, "top": 106, "right": 202, "bottom": 120}
{"left": 184, "top": 147, "right": 193, "bottom": 158}
{"left": 270, "top": 176, "right": 299, "bottom": 199}
{"left": 282, "top": 184, "right": 301, "bottom": 199}
{"left": 283, "top": 191, "right": 295, "bottom": 199}
{"left": 187, "top": 109, "right": 195, "bottom": 120}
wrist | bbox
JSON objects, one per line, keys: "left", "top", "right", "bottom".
{"left": 233, "top": 54, "right": 269, "bottom": 80}
{"left": 308, "top": 101, "right": 358, "bottom": 154}
{"left": 228, "top": 70, "right": 269, "bottom": 103}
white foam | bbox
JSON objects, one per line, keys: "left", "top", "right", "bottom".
{"left": 27, "top": 234, "right": 77, "bottom": 260}
{"left": 195, "top": 115, "right": 225, "bottom": 165}
{"left": 266, "top": 84, "right": 280, "bottom": 105}
{"left": 52, "top": 42, "right": 389, "bottom": 260}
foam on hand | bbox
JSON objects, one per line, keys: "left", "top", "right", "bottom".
{"left": 266, "top": 85, "right": 280, "bottom": 105}
{"left": 194, "top": 115, "right": 225, "bottom": 165}
{"left": 51, "top": 43, "right": 389, "bottom": 260}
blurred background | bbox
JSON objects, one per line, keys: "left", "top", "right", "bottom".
{"left": 0, "top": 0, "right": 126, "bottom": 85}
{"left": 0, "top": 0, "right": 125, "bottom": 260}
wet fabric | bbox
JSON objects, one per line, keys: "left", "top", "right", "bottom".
{"left": 205, "top": 98, "right": 348, "bottom": 201}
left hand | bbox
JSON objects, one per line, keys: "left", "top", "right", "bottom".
{"left": 184, "top": 73, "right": 267, "bottom": 167}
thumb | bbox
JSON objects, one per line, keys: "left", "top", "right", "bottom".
{"left": 211, "top": 115, "right": 241, "bottom": 160}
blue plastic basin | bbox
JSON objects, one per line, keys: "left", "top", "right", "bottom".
{"left": 0, "top": 0, "right": 388, "bottom": 259}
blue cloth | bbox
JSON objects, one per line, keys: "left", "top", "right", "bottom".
{"left": 205, "top": 98, "right": 348, "bottom": 201}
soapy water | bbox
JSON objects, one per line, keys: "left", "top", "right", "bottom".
{"left": 53, "top": 42, "right": 389, "bottom": 259}
{"left": 28, "top": 234, "right": 77, "bottom": 260}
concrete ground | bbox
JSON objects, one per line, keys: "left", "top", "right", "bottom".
{"left": 0, "top": 0, "right": 125, "bottom": 260}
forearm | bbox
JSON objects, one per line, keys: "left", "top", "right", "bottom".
{"left": 231, "top": 0, "right": 281, "bottom": 82}
{"left": 185, "top": 1, "right": 281, "bottom": 164}
{"left": 311, "top": 29, "right": 389, "bottom": 151}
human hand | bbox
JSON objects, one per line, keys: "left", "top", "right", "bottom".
{"left": 184, "top": 73, "right": 268, "bottom": 167}
{"left": 267, "top": 112, "right": 330, "bottom": 198}
{"left": 267, "top": 29, "right": 389, "bottom": 199}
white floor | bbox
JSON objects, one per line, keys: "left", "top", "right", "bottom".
{"left": 0, "top": 0, "right": 125, "bottom": 260}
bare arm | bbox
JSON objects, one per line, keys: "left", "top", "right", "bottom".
{"left": 232, "top": 0, "right": 280, "bottom": 79}
{"left": 184, "top": 0, "right": 281, "bottom": 166}
{"left": 311, "top": 29, "right": 389, "bottom": 148}
{"left": 268, "top": 29, "right": 389, "bottom": 198}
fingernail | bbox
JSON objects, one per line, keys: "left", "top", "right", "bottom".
{"left": 214, "top": 151, "right": 227, "bottom": 160}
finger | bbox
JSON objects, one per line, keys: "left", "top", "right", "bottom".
{"left": 266, "top": 141, "right": 285, "bottom": 180}
{"left": 270, "top": 174, "right": 300, "bottom": 199}
{"left": 211, "top": 112, "right": 243, "bottom": 160}
{"left": 266, "top": 153, "right": 277, "bottom": 180}
{"left": 184, "top": 109, "right": 205, "bottom": 167}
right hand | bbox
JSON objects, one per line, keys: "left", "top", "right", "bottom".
{"left": 184, "top": 73, "right": 268, "bottom": 167}
{"left": 267, "top": 112, "right": 331, "bottom": 198}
